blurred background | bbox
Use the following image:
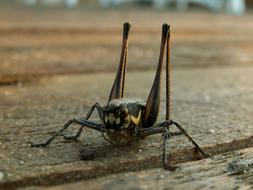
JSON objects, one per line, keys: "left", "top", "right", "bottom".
{"left": 0, "top": 0, "right": 253, "bottom": 84}
{"left": 2, "top": 0, "right": 251, "bottom": 14}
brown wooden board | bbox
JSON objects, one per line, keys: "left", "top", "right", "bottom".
{"left": 1, "top": 66, "right": 253, "bottom": 189}
{"left": 1, "top": 8, "right": 253, "bottom": 84}
{"left": 23, "top": 147, "right": 253, "bottom": 190}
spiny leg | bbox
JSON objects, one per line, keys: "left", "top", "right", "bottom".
{"left": 108, "top": 22, "right": 131, "bottom": 102}
{"left": 63, "top": 102, "right": 104, "bottom": 140}
{"left": 30, "top": 119, "right": 102, "bottom": 147}
{"left": 143, "top": 24, "right": 170, "bottom": 127}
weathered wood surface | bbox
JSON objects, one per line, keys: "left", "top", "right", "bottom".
{"left": 1, "top": 5, "right": 253, "bottom": 190}
{"left": 1, "top": 8, "right": 253, "bottom": 84}
{"left": 1, "top": 66, "right": 253, "bottom": 189}
{"left": 23, "top": 147, "right": 253, "bottom": 190}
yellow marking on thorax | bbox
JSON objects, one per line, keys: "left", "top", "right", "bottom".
{"left": 130, "top": 110, "right": 142, "bottom": 126}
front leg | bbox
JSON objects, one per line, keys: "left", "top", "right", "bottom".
{"left": 29, "top": 118, "right": 102, "bottom": 147}
{"left": 63, "top": 102, "right": 104, "bottom": 140}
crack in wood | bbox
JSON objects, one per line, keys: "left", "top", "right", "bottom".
{"left": 1, "top": 136, "right": 253, "bottom": 189}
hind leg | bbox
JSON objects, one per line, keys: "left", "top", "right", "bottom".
{"left": 143, "top": 24, "right": 170, "bottom": 128}
{"left": 108, "top": 22, "right": 131, "bottom": 102}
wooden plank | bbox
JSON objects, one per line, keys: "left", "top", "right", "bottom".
{"left": 1, "top": 66, "right": 253, "bottom": 189}
{"left": 1, "top": 9, "right": 253, "bottom": 84}
{"left": 23, "top": 146, "right": 253, "bottom": 190}
{"left": 1, "top": 7, "right": 253, "bottom": 31}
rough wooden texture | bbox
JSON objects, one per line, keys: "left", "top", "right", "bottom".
{"left": 23, "top": 147, "right": 253, "bottom": 190}
{"left": 1, "top": 66, "right": 253, "bottom": 189}
{"left": 1, "top": 7, "right": 253, "bottom": 84}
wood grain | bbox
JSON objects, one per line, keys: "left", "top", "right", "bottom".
{"left": 1, "top": 67, "right": 253, "bottom": 189}
{"left": 23, "top": 147, "right": 253, "bottom": 190}
{"left": 1, "top": 8, "right": 253, "bottom": 84}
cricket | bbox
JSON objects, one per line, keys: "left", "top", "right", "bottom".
{"left": 30, "top": 22, "right": 207, "bottom": 170}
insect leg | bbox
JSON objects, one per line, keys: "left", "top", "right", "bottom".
{"left": 63, "top": 102, "right": 104, "bottom": 140}
{"left": 170, "top": 120, "right": 208, "bottom": 158}
{"left": 136, "top": 123, "right": 180, "bottom": 137}
{"left": 108, "top": 22, "right": 131, "bottom": 102}
{"left": 29, "top": 119, "right": 102, "bottom": 147}
{"left": 158, "top": 120, "right": 207, "bottom": 158}
{"left": 137, "top": 120, "right": 207, "bottom": 169}
{"left": 143, "top": 24, "right": 170, "bottom": 127}
{"left": 163, "top": 127, "right": 178, "bottom": 170}
{"left": 136, "top": 121, "right": 177, "bottom": 170}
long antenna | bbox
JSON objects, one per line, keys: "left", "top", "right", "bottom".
{"left": 166, "top": 27, "right": 171, "bottom": 121}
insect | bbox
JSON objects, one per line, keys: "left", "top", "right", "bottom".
{"left": 30, "top": 22, "right": 207, "bottom": 170}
